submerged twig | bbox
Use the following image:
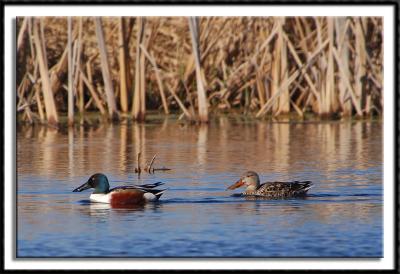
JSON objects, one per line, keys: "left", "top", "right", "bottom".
{"left": 135, "top": 152, "right": 171, "bottom": 177}
{"left": 144, "top": 154, "right": 157, "bottom": 174}
{"left": 152, "top": 167, "right": 172, "bottom": 172}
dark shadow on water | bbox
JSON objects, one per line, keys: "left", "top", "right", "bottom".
{"left": 77, "top": 199, "right": 92, "bottom": 204}
{"left": 72, "top": 192, "right": 382, "bottom": 210}
{"left": 308, "top": 193, "right": 382, "bottom": 198}
{"left": 76, "top": 199, "right": 167, "bottom": 212}
{"left": 160, "top": 196, "right": 310, "bottom": 204}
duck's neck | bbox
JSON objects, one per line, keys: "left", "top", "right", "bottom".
{"left": 244, "top": 184, "right": 259, "bottom": 194}
{"left": 93, "top": 180, "right": 110, "bottom": 194}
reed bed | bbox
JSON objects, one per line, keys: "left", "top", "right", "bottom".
{"left": 16, "top": 16, "right": 383, "bottom": 125}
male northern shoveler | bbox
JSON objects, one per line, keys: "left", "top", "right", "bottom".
{"left": 226, "top": 171, "right": 313, "bottom": 198}
{"left": 73, "top": 173, "right": 166, "bottom": 205}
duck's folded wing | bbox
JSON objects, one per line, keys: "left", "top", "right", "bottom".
{"left": 133, "top": 182, "right": 164, "bottom": 189}
{"left": 110, "top": 185, "right": 166, "bottom": 195}
{"left": 260, "top": 181, "right": 313, "bottom": 193}
{"left": 109, "top": 186, "right": 145, "bottom": 193}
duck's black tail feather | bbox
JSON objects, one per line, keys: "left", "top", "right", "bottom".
{"left": 154, "top": 189, "right": 167, "bottom": 199}
{"left": 296, "top": 181, "right": 313, "bottom": 192}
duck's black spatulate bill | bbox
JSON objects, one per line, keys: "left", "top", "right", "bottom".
{"left": 73, "top": 181, "right": 91, "bottom": 192}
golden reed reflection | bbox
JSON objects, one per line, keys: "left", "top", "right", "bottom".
{"left": 197, "top": 124, "right": 208, "bottom": 170}
{"left": 17, "top": 120, "right": 382, "bottom": 182}
{"left": 119, "top": 123, "right": 128, "bottom": 172}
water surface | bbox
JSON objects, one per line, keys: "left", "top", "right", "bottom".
{"left": 17, "top": 118, "right": 383, "bottom": 257}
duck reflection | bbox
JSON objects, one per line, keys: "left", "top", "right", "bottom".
{"left": 88, "top": 202, "right": 112, "bottom": 218}
{"left": 76, "top": 202, "right": 147, "bottom": 218}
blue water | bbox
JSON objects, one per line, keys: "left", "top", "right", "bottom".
{"left": 17, "top": 119, "right": 383, "bottom": 257}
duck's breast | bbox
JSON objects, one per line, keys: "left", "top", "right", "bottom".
{"left": 90, "top": 193, "right": 111, "bottom": 203}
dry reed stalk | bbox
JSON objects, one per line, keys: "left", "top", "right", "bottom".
{"left": 67, "top": 17, "right": 74, "bottom": 126}
{"left": 26, "top": 18, "right": 35, "bottom": 56}
{"left": 17, "top": 75, "right": 26, "bottom": 102}
{"left": 290, "top": 99, "right": 304, "bottom": 117}
{"left": 140, "top": 24, "right": 148, "bottom": 121}
{"left": 335, "top": 17, "right": 352, "bottom": 116}
{"left": 39, "top": 18, "right": 49, "bottom": 69}
{"left": 188, "top": 17, "right": 208, "bottom": 122}
{"left": 48, "top": 25, "right": 78, "bottom": 96}
{"left": 73, "top": 18, "right": 83, "bottom": 100}
{"left": 225, "top": 28, "right": 277, "bottom": 97}
{"left": 17, "top": 17, "right": 28, "bottom": 53}
{"left": 322, "top": 17, "right": 335, "bottom": 115}
{"left": 32, "top": 18, "right": 58, "bottom": 125}
{"left": 78, "top": 72, "right": 84, "bottom": 115}
{"left": 255, "top": 69, "right": 266, "bottom": 107}
{"left": 278, "top": 18, "right": 290, "bottom": 114}
{"left": 183, "top": 19, "right": 225, "bottom": 87}
{"left": 294, "top": 18, "right": 307, "bottom": 52}
{"left": 353, "top": 18, "right": 367, "bottom": 115}
{"left": 182, "top": 81, "right": 196, "bottom": 116}
{"left": 16, "top": 16, "right": 383, "bottom": 121}
{"left": 270, "top": 31, "right": 280, "bottom": 114}
{"left": 19, "top": 101, "right": 33, "bottom": 123}
{"left": 124, "top": 19, "right": 134, "bottom": 103}
{"left": 86, "top": 59, "right": 94, "bottom": 83}
{"left": 35, "top": 86, "right": 45, "bottom": 122}
{"left": 140, "top": 45, "right": 169, "bottom": 114}
{"left": 275, "top": 82, "right": 304, "bottom": 117}
{"left": 256, "top": 70, "right": 299, "bottom": 117}
{"left": 79, "top": 66, "right": 106, "bottom": 115}
{"left": 332, "top": 47, "right": 362, "bottom": 116}
{"left": 132, "top": 17, "right": 146, "bottom": 121}
{"left": 283, "top": 32, "right": 327, "bottom": 108}
{"left": 166, "top": 81, "right": 193, "bottom": 120}
{"left": 118, "top": 17, "right": 129, "bottom": 113}
{"left": 94, "top": 17, "right": 119, "bottom": 120}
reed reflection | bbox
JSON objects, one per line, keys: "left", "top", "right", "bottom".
{"left": 197, "top": 124, "right": 208, "bottom": 170}
{"left": 119, "top": 123, "right": 128, "bottom": 172}
{"left": 17, "top": 120, "right": 382, "bottom": 182}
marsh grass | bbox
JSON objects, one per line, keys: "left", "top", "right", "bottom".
{"left": 16, "top": 16, "right": 383, "bottom": 125}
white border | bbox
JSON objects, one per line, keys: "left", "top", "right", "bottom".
{"left": 4, "top": 4, "right": 395, "bottom": 271}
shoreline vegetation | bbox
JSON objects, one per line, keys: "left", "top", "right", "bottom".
{"left": 16, "top": 17, "right": 383, "bottom": 127}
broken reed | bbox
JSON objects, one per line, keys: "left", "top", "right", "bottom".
{"left": 134, "top": 152, "right": 171, "bottom": 178}
{"left": 16, "top": 16, "right": 383, "bottom": 125}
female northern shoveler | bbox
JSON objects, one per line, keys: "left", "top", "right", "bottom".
{"left": 226, "top": 171, "right": 313, "bottom": 198}
{"left": 73, "top": 173, "right": 166, "bottom": 206}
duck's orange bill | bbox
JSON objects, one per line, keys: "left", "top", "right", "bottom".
{"left": 226, "top": 179, "right": 244, "bottom": 190}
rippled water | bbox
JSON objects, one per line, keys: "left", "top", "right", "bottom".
{"left": 17, "top": 118, "right": 383, "bottom": 257}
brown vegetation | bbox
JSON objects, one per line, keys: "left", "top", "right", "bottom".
{"left": 16, "top": 16, "right": 383, "bottom": 125}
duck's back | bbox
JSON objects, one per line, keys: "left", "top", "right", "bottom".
{"left": 246, "top": 181, "right": 313, "bottom": 198}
